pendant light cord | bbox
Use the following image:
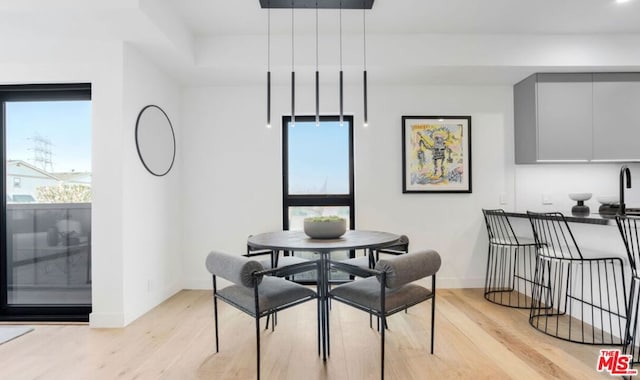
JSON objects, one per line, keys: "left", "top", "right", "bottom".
{"left": 292, "top": 4, "right": 294, "bottom": 70}
{"left": 339, "top": 2, "right": 343, "bottom": 71}
{"left": 268, "top": 6, "right": 271, "bottom": 71}
{"left": 316, "top": 1, "right": 319, "bottom": 71}
{"left": 363, "top": 5, "right": 366, "bottom": 70}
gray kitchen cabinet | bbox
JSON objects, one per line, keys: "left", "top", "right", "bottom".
{"left": 514, "top": 73, "right": 593, "bottom": 163}
{"left": 592, "top": 73, "right": 640, "bottom": 161}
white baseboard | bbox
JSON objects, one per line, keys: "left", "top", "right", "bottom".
{"left": 438, "top": 276, "right": 485, "bottom": 289}
{"left": 89, "top": 312, "right": 125, "bottom": 328}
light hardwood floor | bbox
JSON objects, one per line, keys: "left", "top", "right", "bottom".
{"left": 0, "top": 289, "right": 613, "bottom": 379}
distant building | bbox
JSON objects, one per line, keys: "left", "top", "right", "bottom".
{"left": 6, "top": 160, "right": 61, "bottom": 202}
{"left": 53, "top": 171, "right": 92, "bottom": 186}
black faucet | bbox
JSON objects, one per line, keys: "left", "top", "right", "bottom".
{"left": 620, "top": 165, "right": 632, "bottom": 214}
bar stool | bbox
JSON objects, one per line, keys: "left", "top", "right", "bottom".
{"left": 527, "top": 211, "right": 626, "bottom": 344}
{"left": 616, "top": 215, "right": 640, "bottom": 369}
{"left": 482, "top": 209, "right": 537, "bottom": 308}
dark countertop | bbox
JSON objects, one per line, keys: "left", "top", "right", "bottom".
{"left": 503, "top": 211, "right": 616, "bottom": 226}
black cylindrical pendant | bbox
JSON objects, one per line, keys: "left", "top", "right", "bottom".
{"left": 267, "top": 71, "right": 271, "bottom": 128}
{"left": 291, "top": 71, "right": 295, "bottom": 126}
{"left": 339, "top": 70, "right": 344, "bottom": 126}
{"left": 315, "top": 71, "right": 320, "bottom": 126}
{"left": 363, "top": 70, "right": 368, "bottom": 127}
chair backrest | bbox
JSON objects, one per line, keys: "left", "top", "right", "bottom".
{"left": 205, "top": 250, "right": 264, "bottom": 287}
{"left": 616, "top": 215, "right": 640, "bottom": 277}
{"left": 375, "top": 249, "right": 441, "bottom": 289}
{"left": 526, "top": 211, "right": 583, "bottom": 259}
{"left": 482, "top": 209, "right": 520, "bottom": 245}
{"left": 383, "top": 235, "right": 410, "bottom": 251}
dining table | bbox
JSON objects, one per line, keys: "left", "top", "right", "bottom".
{"left": 247, "top": 229, "right": 402, "bottom": 360}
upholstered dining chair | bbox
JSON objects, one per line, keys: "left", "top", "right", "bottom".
{"left": 329, "top": 249, "right": 441, "bottom": 380}
{"left": 340, "top": 235, "right": 410, "bottom": 270}
{"left": 246, "top": 235, "right": 309, "bottom": 269}
{"left": 246, "top": 236, "right": 311, "bottom": 330}
{"left": 206, "top": 250, "right": 320, "bottom": 380}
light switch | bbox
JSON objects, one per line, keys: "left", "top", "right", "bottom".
{"left": 542, "top": 193, "right": 553, "bottom": 205}
{"left": 499, "top": 192, "right": 507, "bottom": 205}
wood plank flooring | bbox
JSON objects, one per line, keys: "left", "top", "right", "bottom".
{"left": 0, "top": 289, "right": 613, "bottom": 379}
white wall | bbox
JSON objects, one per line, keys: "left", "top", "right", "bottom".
{"left": 181, "top": 82, "right": 513, "bottom": 289}
{"left": 0, "top": 39, "right": 126, "bottom": 327}
{"left": 0, "top": 39, "right": 183, "bottom": 327}
{"left": 121, "top": 44, "right": 183, "bottom": 325}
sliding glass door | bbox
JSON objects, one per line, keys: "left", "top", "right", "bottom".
{"left": 1, "top": 84, "right": 92, "bottom": 321}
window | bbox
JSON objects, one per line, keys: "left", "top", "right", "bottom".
{"left": 282, "top": 115, "right": 355, "bottom": 282}
{"left": 12, "top": 177, "right": 20, "bottom": 188}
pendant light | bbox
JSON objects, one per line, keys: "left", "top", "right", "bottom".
{"left": 260, "top": 0, "right": 375, "bottom": 130}
{"left": 363, "top": 4, "right": 368, "bottom": 127}
{"left": 291, "top": 3, "right": 296, "bottom": 127}
{"left": 339, "top": 2, "right": 344, "bottom": 127}
{"left": 315, "top": 1, "right": 320, "bottom": 127}
{"left": 266, "top": 4, "right": 271, "bottom": 129}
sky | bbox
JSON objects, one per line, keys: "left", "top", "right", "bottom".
{"left": 5, "top": 100, "right": 92, "bottom": 173}
{"left": 288, "top": 120, "right": 350, "bottom": 194}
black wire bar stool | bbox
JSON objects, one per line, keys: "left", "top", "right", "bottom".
{"left": 482, "top": 209, "right": 537, "bottom": 308}
{"left": 616, "top": 215, "right": 640, "bottom": 370}
{"left": 528, "top": 212, "right": 627, "bottom": 345}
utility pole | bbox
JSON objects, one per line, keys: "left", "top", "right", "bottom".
{"left": 28, "top": 134, "right": 54, "bottom": 172}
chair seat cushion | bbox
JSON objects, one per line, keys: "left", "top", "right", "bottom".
{"left": 259, "top": 255, "right": 309, "bottom": 269}
{"left": 217, "top": 276, "right": 316, "bottom": 316}
{"left": 330, "top": 277, "right": 432, "bottom": 314}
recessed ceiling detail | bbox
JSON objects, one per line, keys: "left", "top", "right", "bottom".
{"left": 259, "top": 0, "right": 374, "bottom": 9}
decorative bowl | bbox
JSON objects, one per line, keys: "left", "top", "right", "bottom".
{"left": 568, "top": 193, "right": 592, "bottom": 202}
{"left": 303, "top": 216, "right": 346, "bottom": 239}
{"left": 596, "top": 195, "right": 619, "bottom": 205}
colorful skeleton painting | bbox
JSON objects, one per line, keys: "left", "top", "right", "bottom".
{"left": 409, "top": 121, "right": 465, "bottom": 187}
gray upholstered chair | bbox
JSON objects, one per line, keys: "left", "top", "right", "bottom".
{"left": 206, "top": 250, "right": 320, "bottom": 380}
{"left": 246, "top": 236, "right": 310, "bottom": 330}
{"left": 340, "top": 235, "right": 410, "bottom": 270}
{"left": 246, "top": 236, "right": 308, "bottom": 269}
{"left": 329, "top": 249, "right": 441, "bottom": 380}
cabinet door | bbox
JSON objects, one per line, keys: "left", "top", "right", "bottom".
{"left": 592, "top": 73, "right": 640, "bottom": 161}
{"left": 536, "top": 73, "right": 593, "bottom": 161}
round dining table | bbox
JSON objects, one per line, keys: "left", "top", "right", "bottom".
{"left": 247, "top": 230, "right": 402, "bottom": 359}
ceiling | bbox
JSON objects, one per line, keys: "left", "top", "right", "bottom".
{"left": 0, "top": 0, "right": 639, "bottom": 85}
{"left": 168, "top": 0, "right": 640, "bottom": 35}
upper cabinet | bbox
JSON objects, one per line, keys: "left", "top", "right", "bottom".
{"left": 514, "top": 72, "right": 640, "bottom": 164}
{"left": 592, "top": 73, "right": 640, "bottom": 161}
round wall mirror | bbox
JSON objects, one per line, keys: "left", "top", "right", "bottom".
{"left": 135, "top": 105, "right": 176, "bottom": 177}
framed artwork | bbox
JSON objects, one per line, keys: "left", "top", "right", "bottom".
{"left": 402, "top": 116, "right": 472, "bottom": 193}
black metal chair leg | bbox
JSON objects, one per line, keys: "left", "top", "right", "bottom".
{"left": 214, "top": 296, "right": 219, "bottom": 353}
{"left": 213, "top": 277, "right": 219, "bottom": 353}
{"left": 317, "top": 298, "right": 321, "bottom": 356}
{"left": 381, "top": 313, "right": 385, "bottom": 380}
{"left": 431, "top": 276, "right": 436, "bottom": 354}
{"left": 264, "top": 314, "right": 270, "bottom": 330}
{"left": 255, "top": 316, "right": 261, "bottom": 380}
